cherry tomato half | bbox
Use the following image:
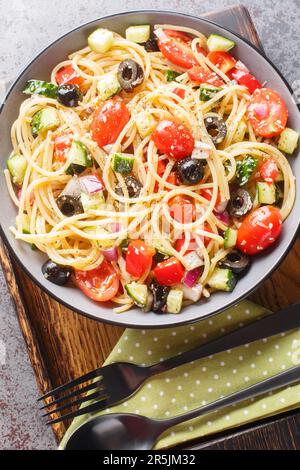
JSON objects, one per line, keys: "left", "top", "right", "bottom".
{"left": 229, "top": 69, "right": 262, "bottom": 94}
{"left": 53, "top": 132, "right": 73, "bottom": 162}
{"left": 157, "top": 29, "right": 197, "bottom": 69}
{"left": 188, "top": 66, "right": 224, "bottom": 86}
{"left": 237, "top": 206, "right": 282, "bottom": 255}
{"left": 125, "top": 240, "right": 155, "bottom": 279}
{"left": 91, "top": 98, "right": 131, "bottom": 148}
{"left": 169, "top": 195, "right": 196, "bottom": 224}
{"left": 260, "top": 158, "right": 279, "bottom": 183}
{"left": 55, "top": 65, "right": 84, "bottom": 87}
{"left": 246, "top": 88, "right": 288, "bottom": 138}
{"left": 207, "top": 51, "right": 236, "bottom": 74}
{"left": 154, "top": 256, "right": 185, "bottom": 286}
{"left": 152, "top": 120, "right": 194, "bottom": 160}
{"left": 74, "top": 260, "right": 119, "bottom": 302}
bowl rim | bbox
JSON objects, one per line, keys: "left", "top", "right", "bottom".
{"left": 0, "top": 9, "right": 299, "bottom": 329}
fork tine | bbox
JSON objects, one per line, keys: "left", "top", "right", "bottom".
{"left": 42, "top": 389, "right": 108, "bottom": 418}
{"left": 46, "top": 398, "right": 110, "bottom": 425}
{"left": 39, "top": 379, "right": 104, "bottom": 410}
{"left": 38, "top": 367, "right": 102, "bottom": 401}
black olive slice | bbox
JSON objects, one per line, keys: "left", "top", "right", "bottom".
{"left": 150, "top": 282, "right": 170, "bottom": 313}
{"left": 219, "top": 250, "right": 250, "bottom": 274}
{"left": 204, "top": 116, "right": 227, "bottom": 145}
{"left": 117, "top": 59, "right": 144, "bottom": 92}
{"left": 175, "top": 157, "right": 204, "bottom": 185}
{"left": 115, "top": 176, "right": 143, "bottom": 198}
{"left": 144, "top": 38, "right": 159, "bottom": 52}
{"left": 42, "top": 259, "right": 72, "bottom": 285}
{"left": 56, "top": 84, "right": 83, "bottom": 107}
{"left": 229, "top": 188, "right": 252, "bottom": 218}
{"left": 56, "top": 194, "right": 83, "bottom": 217}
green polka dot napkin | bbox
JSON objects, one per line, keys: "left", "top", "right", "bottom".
{"left": 60, "top": 300, "right": 300, "bottom": 449}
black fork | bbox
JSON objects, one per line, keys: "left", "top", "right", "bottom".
{"left": 39, "top": 302, "right": 300, "bottom": 425}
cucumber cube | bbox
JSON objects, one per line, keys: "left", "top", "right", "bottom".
{"left": 88, "top": 28, "right": 114, "bottom": 53}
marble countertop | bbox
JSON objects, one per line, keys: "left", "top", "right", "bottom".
{"left": 0, "top": 0, "right": 299, "bottom": 450}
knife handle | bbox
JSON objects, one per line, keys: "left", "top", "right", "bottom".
{"left": 150, "top": 302, "right": 300, "bottom": 374}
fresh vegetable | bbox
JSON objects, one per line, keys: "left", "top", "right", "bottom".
{"left": 80, "top": 191, "right": 105, "bottom": 212}
{"left": 257, "top": 182, "right": 276, "bottom": 204}
{"left": 182, "top": 251, "right": 203, "bottom": 270}
{"left": 31, "top": 107, "right": 60, "bottom": 136}
{"left": 55, "top": 65, "right": 84, "bottom": 87}
{"left": 97, "top": 71, "right": 121, "bottom": 101}
{"left": 153, "top": 239, "right": 173, "bottom": 257}
{"left": 115, "top": 176, "right": 143, "bottom": 198}
{"left": 126, "top": 25, "right": 150, "bottom": 43}
{"left": 66, "top": 140, "right": 92, "bottom": 175}
{"left": 88, "top": 28, "right": 114, "bottom": 53}
{"left": 117, "top": 59, "right": 144, "bottom": 92}
{"left": 260, "top": 158, "right": 279, "bottom": 185}
{"left": 7, "top": 153, "right": 27, "bottom": 186}
{"left": 136, "top": 111, "right": 156, "bottom": 138}
{"left": 236, "top": 155, "right": 258, "bottom": 186}
{"left": 42, "top": 260, "right": 72, "bottom": 286}
{"left": 188, "top": 66, "right": 224, "bottom": 86}
{"left": 154, "top": 257, "right": 185, "bottom": 286}
{"left": 91, "top": 98, "right": 131, "bottom": 148}
{"left": 184, "top": 267, "right": 201, "bottom": 287}
{"left": 219, "top": 250, "right": 250, "bottom": 274}
{"left": 169, "top": 195, "right": 195, "bottom": 223}
{"left": 165, "top": 70, "right": 180, "bottom": 82}
{"left": 102, "top": 247, "right": 118, "bottom": 262}
{"left": 175, "top": 157, "right": 204, "bottom": 185}
{"left": 200, "top": 84, "right": 223, "bottom": 101}
{"left": 53, "top": 132, "right": 73, "bottom": 162}
{"left": 207, "top": 34, "right": 235, "bottom": 52}
{"left": 156, "top": 29, "right": 197, "bottom": 69}
{"left": 224, "top": 227, "right": 237, "bottom": 249}
{"left": 278, "top": 127, "right": 299, "bottom": 154}
{"left": 152, "top": 120, "right": 195, "bottom": 160}
{"left": 125, "top": 240, "right": 155, "bottom": 278}
{"left": 204, "top": 116, "right": 227, "bottom": 145}
{"left": 246, "top": 88, "right": 288, "bottom": 138}
{"left": 125, "top": 282, "right": 148, "bottom": 307}
{"left": 74, "top": 260, "right": 119, "bottom": 302}
{"left": 208, "top": 267, "right": 237, "bottom": 292}
{"left": 215, "top": 211, "right": 230, "bottom": 225}
{"left": 23, "top": 80, "right": 58, "bottom": 98}
{"left": 229, "top": 188, "right": 253, "bottom": 218}
{"left": 182, "top": 283, "right": 202, "bottom": 302}
{"left": 79, "top": 174, "right": 105, "bottom": 194}
{"left": 111, "top": 153, "right": 135, "bottom": 174}
{"left": 229, "top": 69, "right": 262, "bottom": 94}
{"left": 237, "top": 205, "right": 282, "bottom": 255}
{"left": 150, "top": 282, "right": 170, "bottom": 313}
{"left": 56, "top": 84, "right": 83, "bottom": 107}
{"left": 166, "top": 289, "right": 183, "bottom": 314}
{"left": 207, "top": 51, "right": 236, "bottom": 73}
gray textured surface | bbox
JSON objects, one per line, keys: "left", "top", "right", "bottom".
{"left": 0, "top": 0, "right": 299, "bottom": 450}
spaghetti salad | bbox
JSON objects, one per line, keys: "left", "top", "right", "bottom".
{"left": 5, "top": 24, "right": 298, "bottom": 315}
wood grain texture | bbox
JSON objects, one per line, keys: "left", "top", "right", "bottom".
{"left": 0, "top": 3, "right": 299, "bottom": 449}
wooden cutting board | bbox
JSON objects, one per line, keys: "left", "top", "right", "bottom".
{"left": 1, "top": 4, "right": 300, "bottom": 450}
